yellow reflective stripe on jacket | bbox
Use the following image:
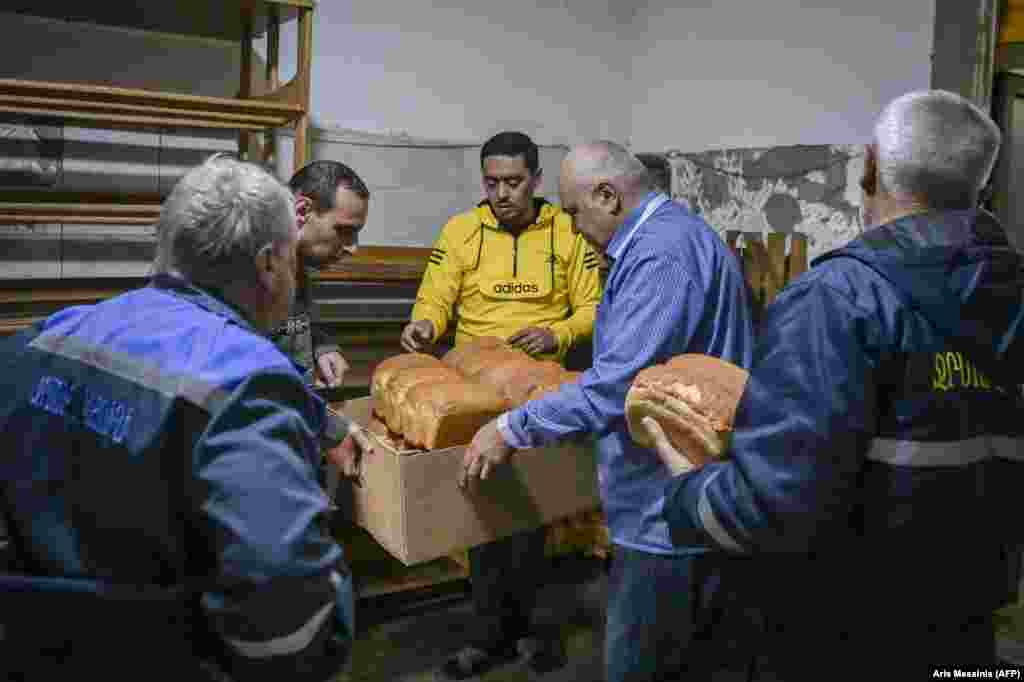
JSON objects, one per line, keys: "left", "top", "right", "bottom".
{"left": 411, "top": 201, "right": 602, "bottom": 362}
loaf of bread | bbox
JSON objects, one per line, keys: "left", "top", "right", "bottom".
{"left": 381, "top": 365, "right": 465, "bottom": 433}
{"left": 367, "top": 413, "right": 408, "bottom": 451}
{"left": 454, "top": 347, "right": 531, "bottom": 379}
{"left": 625, "top": 354, "right": 748, "bottom": 468}
{"left": 478, "top": 359, "right": 565, "bottom": 407}
{"left": 371, "top": 353, "right": 445, "bottom": 419}
{"left": 369, "top": 340, "right": 583, "bottom": 451}
{"left": 441, "top": 336, "right": 509, "bottom": 372}
{"left": 402, "top": 380, "right": 511, "bottom": 450}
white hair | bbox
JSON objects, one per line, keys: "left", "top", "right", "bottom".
{"left": 153, "top": 154, "right": 296, "bottom": 286}
{"left": 873, "top": 90, "right": 1001, "bottom": 207}
{"left": 567, "top": 140, "right": 652, "bottom": 193}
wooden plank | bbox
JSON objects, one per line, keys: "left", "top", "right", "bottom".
{"left": 290, "top": 4, "right": 314, "bottom": 171}
{"left": 238, "top": 7, "right": 255, "bottom": 162}
{"left": 742, "top": 236, "right": 768, "bottom": 308}
{"left": 0, "top": 214, "right": 155, "bottom": 225}
{"left": 353, "top": 557, "right": 468, "bottom": 600}
{"left": 5, "top": 1, "right": 313, "bottom": 43}
{"left": 0, "top": 95, "right": 291, "bottom": 127}
{"left": 788, "top": 233, "right": 809, "bottom": 283}
{"left": 0, "top": 202, "right": 160, "bottom": 215}
{"left": 765, "top": 232, "right": 788, "bottom": 304}
{"left": 0, "top": 282, "right": 135, "bottom": 303}
{"left": 319, "top": 246, "right": 432, "bottom": 283}
{"left": 0, "top": 79, "right": 303, "bottom": 115}
{"left": 0, "top": 105, "right": 290, "bottom": 131}
{"left": 0, "top": 79, "right": 303, "bottom": 132}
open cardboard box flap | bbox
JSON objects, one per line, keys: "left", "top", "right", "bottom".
{"left": 332, "top": 397, "right": 601, "bottom": 566}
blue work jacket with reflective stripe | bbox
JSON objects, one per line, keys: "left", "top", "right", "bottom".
{"left": 0, "top": 274, "right": 354, "bottom": 680}
{"left": 665, "top": 209, "right": 1024, "bottom": 619}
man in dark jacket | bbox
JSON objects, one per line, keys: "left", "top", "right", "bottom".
{"left": 0, "top": 155, "right": 362, "bottom": 681}
{"left": 278, "top": 160, "right": 370, "bottom": 390}
{"left": 281, "top": 161, "right": 373, "bottom": 484}
{"left": 652, "top": 90, "right": 1023, "bottom": 679}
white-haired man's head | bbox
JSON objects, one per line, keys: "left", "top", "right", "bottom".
{"left": 559, "top": 140, "right": 653, "bottom": 253}
{"left": 862, "top": 90, "right": 1001, "bottom": 227}
{"left": 153, "top": 154, "right": 300, "bottom": 332}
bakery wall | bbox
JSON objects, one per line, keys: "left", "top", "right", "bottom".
{"left": 628, "top": 0, "right": 935, "bottom": 153}
{"left": 669, "top": 145, "right": 865, "bottom": 264}
{"left": 0, "top": 2, "right": 937, "bottom": 374}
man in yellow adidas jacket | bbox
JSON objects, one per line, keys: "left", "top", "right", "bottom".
{"left": 401, "top": 132, "right": 601, "bottom": 679}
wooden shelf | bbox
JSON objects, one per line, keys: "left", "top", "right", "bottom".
{"left": 0, "top": 1, "right": 315, "bottom": 230}
{"left": 0, "top": 78, "right": 304, "bottom": 131}
{"left": 6, "top": 0, "right": 314, "bottom": 43}
{"left": 0, "top": 200, "right": 162, "bottom": 225}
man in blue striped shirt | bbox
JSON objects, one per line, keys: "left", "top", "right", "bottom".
{"left": 459, "top": 141, "right": 756, "bottom": 681}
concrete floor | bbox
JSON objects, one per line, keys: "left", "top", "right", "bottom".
{"left": 336, "top": 554, "right": 765, "bottom": 682}
{"left": 337, "top": 552, "right": 1024, "bottom": 681}
{"left": 337, "top": 555, "right": 606, "bottom": 682}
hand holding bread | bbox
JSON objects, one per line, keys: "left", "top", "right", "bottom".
{"left": 625, "top": 354, "right": 748, "bottom": 473}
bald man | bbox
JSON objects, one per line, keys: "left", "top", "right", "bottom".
{"left": 460, "top": 141, "right": 756, "bottom": 682}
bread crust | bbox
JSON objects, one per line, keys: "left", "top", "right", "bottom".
{"left": 625, "top": 354, "right": 748, "bottom": 468}
{"left": 371, "top": 353, "right": 445, "bottom": 419}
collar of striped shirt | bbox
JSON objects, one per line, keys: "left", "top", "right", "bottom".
{"left": 606, "top": 191, "right": 663, "bottom": 262}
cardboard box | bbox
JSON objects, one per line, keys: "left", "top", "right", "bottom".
{"left": 333, "top": 397, "right": 601, "bottom": 567}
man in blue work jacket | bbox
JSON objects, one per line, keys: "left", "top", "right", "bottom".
{"left": 0, "top": 155, "right": 366, "bottom": 681}
{"left": 460, "top": 141, "right": 757, "bottom": 682}
{"left": 653, "top": 90, "right": 1024, "bottom": 680}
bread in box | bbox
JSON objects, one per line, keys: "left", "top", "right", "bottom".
{"left": 455, "top": 347, "right": 531, "bottom": 379}
{"left": 371, "top": 353, "right": 445, "bottom": 421}
{"left": 367, "top": 412, "right": 407, "bottom": 451}
{"left": 441, "top": 336, "right": 508, "bottom": 372}
{"left": 382, "top": 365, "right": 465, "bottom": 433}
{"left": 477, "top": 359, "right": 564, "bottom": 407}
{"left": 401, "top": 380, "right": 511, "bottom": 450}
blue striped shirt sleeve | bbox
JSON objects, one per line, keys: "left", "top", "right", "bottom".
{"left": 503, "top": 250, "right": 702, "bottom": 448}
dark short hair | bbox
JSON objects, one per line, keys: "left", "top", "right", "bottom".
{"left": 480, "top": 131, "right": 539, "bottom": 175}
{"left": 288, "top": 160, "right": 370, "bottom": 210}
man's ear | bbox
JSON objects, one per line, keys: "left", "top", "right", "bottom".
{"left": 294, "top": 194, "right": 313, "bottom": 225}
{"left": 860, "top": 144, "right": 878, "bottom": 198}
{"left": 254, "top": 244, "right": 276, "bottom": 293}
{"left": 530, "top": 167, "right": 543, "bottom": 191}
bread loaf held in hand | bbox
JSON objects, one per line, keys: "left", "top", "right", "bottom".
{"left": 625, "top": 354, "right": 748, "bottom": 468}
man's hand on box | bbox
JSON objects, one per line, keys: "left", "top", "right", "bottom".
{"left": 642, "top": 416, "right": 696, "bottom": 477}
{"left": 459, "top": 418, "right": 514, "bottom": 489}
{"left": 507, "top": 326, "right": 557, "bottom": 357}
{"left": 326, "top": 424, "right": 376, "bottom": 479}
{"left": 401, "top": 320, "right": 435, "bottom": 353}
{"left": 315, "top": 351, "right": 349, "bottom": 388}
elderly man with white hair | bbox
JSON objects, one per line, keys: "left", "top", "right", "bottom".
{"left": 460, "top": 140, "right": 756, "bottom": 681}
{"left": 0, "top": 155, "right": 364, "bottom": 681}
{"left": 655, "top": 90, "right": 1024, "bottom": 678}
